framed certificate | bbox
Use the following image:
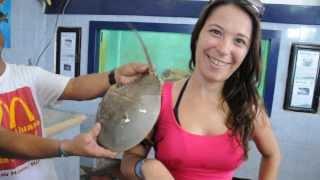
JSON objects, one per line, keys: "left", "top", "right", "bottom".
{"left": 284, "top": 43, "right": 320, "bottom": 113}
{"left": 56, "top": 27, "right": 81, "bottom": 77}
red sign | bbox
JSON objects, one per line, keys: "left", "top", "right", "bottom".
{"left": 0, "top": 87, "right": 41, "bottom": 170}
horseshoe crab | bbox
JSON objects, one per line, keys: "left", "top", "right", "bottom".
{"left": 96, "top": 26, "right": 161, "bottom": 152}
{"left": 96, "top": 75, "right": 160, "bottom": 152}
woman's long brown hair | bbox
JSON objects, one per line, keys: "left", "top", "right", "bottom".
{"left": 189, "top": 0, "right": 262, "bottom": 159}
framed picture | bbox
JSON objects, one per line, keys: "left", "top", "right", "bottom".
{"left": 284, "top": 43, "right": 320, "bottom": 113}
{"left": 56, "top": 27, "right": 81, "bottom": 77}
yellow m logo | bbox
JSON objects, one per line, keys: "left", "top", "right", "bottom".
{"left": 0, "top": 97, "right": 35, "bottom": 129}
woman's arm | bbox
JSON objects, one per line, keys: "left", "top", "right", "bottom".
{"left": 253, "top": 109, "right": 281, "bottom": 180}
{"left": 121, "top": 132, "right": 174, "bottom": 180}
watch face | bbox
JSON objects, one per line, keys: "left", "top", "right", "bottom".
{"left": 108, "top": 70, "right": 116, "bottom": 85}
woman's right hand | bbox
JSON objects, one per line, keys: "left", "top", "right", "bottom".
{"left": 142, "top": 159, "right": 174, "bottom": 180}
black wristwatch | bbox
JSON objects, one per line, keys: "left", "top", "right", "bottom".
{"left": 58, "top": 142, "right": 70, "bottom": 157}
{"left": 108, "top": 69, "right": 116, "bottom": 85}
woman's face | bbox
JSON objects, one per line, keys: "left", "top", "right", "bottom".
{"left": 195, "top": 4, "right": 253, "bottom": 83}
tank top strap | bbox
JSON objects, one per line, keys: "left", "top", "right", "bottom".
{"left": 161, "top": 81, "right": 174, "bottom": 107}
{"left": 174, "top": 79, "right": 189, "bottom": 124}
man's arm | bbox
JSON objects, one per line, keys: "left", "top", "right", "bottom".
{"left": 0, "top": 127, "right": 60, "bottom": 159}
{"left": 0, "top": 123, "right": 116, "bottom": 159}
{"left": 60, "top": 63, "right": 148, "bottom": 100}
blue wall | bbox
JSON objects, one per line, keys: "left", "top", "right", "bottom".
{"left": 45, "top": 0, "right": 320, "bottom": 25}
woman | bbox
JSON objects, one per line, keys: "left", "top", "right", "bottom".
{"left": 121, "top": 0, "right": 281, "bottom": 179}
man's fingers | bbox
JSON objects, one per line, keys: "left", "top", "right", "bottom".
{"left": 118, "top": 75, "right": 141, "bottom": 84}
{"left": 96, "top": 147, "right": 117, "bottom": 158}
{"left": 134, "top": 63, "right": 149, "bottom": 73}
{"left": 90, "top": 123, "right": 101, "bottom": 137}
{"left": 116, "top": 63, "right": 151, "bottom": 85}
{"left": 127, "top": 63, "right": 148, "bottom": 74}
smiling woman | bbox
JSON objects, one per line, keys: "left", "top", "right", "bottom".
{"left": 193, "top": 4, "right": 253, "bottom": 83}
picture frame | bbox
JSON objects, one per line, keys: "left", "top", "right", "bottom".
{"left": 284, "top": 43, "right": 320, "bottom": 113}
{"left": 56, "top": 27, "right": 81, "bottom": 77}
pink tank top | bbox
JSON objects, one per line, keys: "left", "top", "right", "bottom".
{"left": 155, "top": 82, "right": 244, "bottom": 180}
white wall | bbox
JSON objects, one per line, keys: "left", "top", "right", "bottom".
{"left": 3, "top": 1, "right": 47, "bottom": 66}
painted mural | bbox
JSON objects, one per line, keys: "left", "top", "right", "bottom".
{"left": 0, "top": 0, "right": 10, "bottom": 48}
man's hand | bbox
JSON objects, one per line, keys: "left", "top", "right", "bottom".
{"left": 115, "top": 63, "right": 149, "bottom": 84}
{"left": 61, "top": 123, "right": 117, "bottom": 158}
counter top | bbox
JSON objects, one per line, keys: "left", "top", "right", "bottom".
{"left": 43, "top": 108, "right": 86, "bottom": 137}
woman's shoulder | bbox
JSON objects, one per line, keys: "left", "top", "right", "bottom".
{"left": 164, "top": 79, "right": 188, "bottom": 97}
{"left": 158, "top": 79, "right": 188, "bottom": 107}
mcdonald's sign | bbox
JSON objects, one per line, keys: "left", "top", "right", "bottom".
{"left": 0, "top": 97, "right": 36, "bottom": 129}
{"left": 0, "top": 87, "right": 42, "bottom": 170}
{"left": 0, "top": 87, "right": 41, "bottom": 131}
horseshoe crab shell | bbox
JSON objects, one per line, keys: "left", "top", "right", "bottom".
{"left": 96, "top": 75, "right": 161, "bottom": 152}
